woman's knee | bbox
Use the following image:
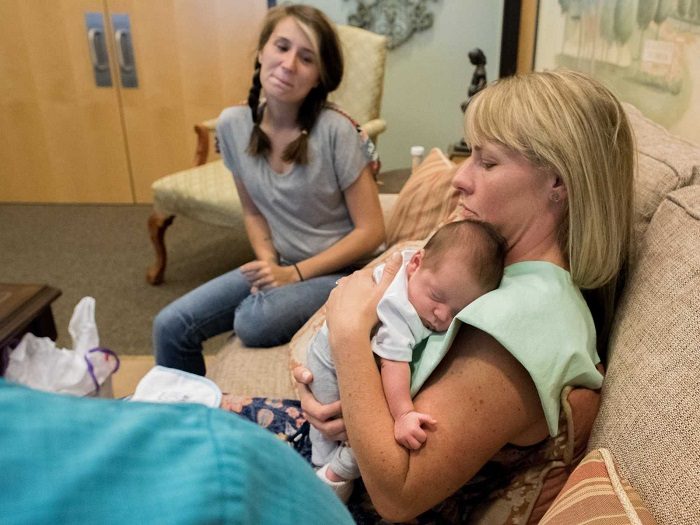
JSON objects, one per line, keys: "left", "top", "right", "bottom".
{"left": 234, "top": 308, "right": 278, "bottom": 348}
{"left": 153, "top": 304, "right": 179, "bottom": 341}
{"left": 234, "top": 295, "right": 296, "bottom": 347}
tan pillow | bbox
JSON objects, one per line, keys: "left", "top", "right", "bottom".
{"left": 385, "top": 148, "right": 460, "bottom": 246}
{"left": 539, "top": 448, "right": 657, "bottom": 525}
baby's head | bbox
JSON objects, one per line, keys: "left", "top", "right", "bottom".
{"left": 406, "top": 219, "right": 506, "bottom": 332}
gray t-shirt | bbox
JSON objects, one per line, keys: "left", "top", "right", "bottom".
{"left": 217, "top": 105, "right": 374, "bottom": 264}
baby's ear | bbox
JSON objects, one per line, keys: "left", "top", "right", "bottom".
{"left": 406, "top": 250, "right": 424, "bottom": 278}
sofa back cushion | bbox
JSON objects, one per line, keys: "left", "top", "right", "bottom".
{"left": 588, "top": 184, "right": 700, "bottom": 525}
{"left": 623, "top": 103, "right": 700, "bottom": 251}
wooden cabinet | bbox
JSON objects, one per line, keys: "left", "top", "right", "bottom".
{"left": 0, "top": 0, "right": 267, "bottom": 203}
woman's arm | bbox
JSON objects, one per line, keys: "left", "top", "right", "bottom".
{"left": 325, "top": 268, "right": 549, "bottom": 522}
{"left": 233, "top": 174, "right": 302, "bottom": 290}
{"left": 233, "top": 174, "right": 277, "bottom": 264}
{"left": 295, "top": 165, "right": 385, "bottom": 280}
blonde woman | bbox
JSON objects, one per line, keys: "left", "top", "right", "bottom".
{"left": 291, "top": 69, "right": 635, "bottom": 520}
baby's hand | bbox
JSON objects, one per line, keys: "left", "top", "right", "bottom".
{"left": 394, "top": 411, "right": 437, "bottom": 450}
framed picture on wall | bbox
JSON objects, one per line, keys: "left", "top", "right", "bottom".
{"left": 532, "top": 0, "right": 700, "bottom": 147}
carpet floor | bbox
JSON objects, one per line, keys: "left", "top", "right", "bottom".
{"left": 0, "top": 203, "right": 253, "bottom": 355}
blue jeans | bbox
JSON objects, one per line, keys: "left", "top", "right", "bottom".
{"left": 153, "top": 266, "right": 349, "bottom": 375}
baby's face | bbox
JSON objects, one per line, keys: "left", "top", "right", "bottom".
{"left": 406, "top": 251, "right": 484, "bottom": 332}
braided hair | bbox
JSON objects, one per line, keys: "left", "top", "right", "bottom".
{"left": 246, "top": 4, "right": 343, "bottom": 165}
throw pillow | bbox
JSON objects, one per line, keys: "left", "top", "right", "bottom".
{"left": 539, "top": 448, "right": 657, "bottom": 525}
{"left": 385, "top": 148, "right": 460, "bottom": 246}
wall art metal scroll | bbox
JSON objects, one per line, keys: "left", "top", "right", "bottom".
{"left": 344, "top": 0, "right": 437, "bottom": 49}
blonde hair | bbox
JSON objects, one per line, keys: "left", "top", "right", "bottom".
{"left": 465, "top": 69, "right": 635, "bottom": 290}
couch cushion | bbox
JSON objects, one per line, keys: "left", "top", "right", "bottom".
{"left": 207, "top": 337, "right": 296, "bottom": 399}
{"left": 385, "top": 148, "right": 459, "bottom": 246}
{"left": 589, "top": 184, "right": 700, "bottom": 524}
{"left": 539, "top": 448, "right": 657, "bottom": 525}
{"left": 623, "top": 103, "right": 700, "bottom": 248}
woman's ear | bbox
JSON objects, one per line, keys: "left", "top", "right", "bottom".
{"left": 549, "top": 174, "right": 568, "bottom": 204}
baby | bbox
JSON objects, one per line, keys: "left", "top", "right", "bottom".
{"left": 306, "top": 219, "right": 506, "bottom": 502}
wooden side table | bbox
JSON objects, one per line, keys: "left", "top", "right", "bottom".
{"left": 0, "top": 283, "right": 62, "bottom": 375}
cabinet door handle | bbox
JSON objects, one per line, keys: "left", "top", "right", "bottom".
{"left": 115, "top": 29, "right": 135, "bottom": 72}
{"left": 111, "top": 14, "right": 138, "bottom": 88}
{"left": 85, "top": 13, "right": 112, "bottom": 87}
{"left": 88, "top": 29, "right": 108, "bottom": 71}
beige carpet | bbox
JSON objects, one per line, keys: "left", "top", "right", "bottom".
{"left": 0, "top": 203, "right": 253, "bottom": 356}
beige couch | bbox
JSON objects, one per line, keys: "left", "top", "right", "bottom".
{"left": 208, "top": 103, "right": 700, "bottom": 524}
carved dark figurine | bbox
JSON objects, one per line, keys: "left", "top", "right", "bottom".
{"left": 461, "top": 47, "right": 487, "bottom": 113}
{"left": 453, "top": 48, "right": 487, "bottom": 154}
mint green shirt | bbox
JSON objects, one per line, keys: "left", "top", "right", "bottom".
{"left": 410, "top": 261, "right": 603, "bottom": 436}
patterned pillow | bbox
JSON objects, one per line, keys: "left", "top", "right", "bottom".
{"left": 539, "top": 448, "right": 657, "bottom": 524}
{"left": 385, "top": 148, "right": 460, "bottom": 246}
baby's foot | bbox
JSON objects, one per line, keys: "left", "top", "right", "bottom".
{"left": 316, "top": 463, "right": 354, "bottom": 503}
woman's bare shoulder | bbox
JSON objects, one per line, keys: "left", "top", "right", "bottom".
{"left": 416, "top": 325, "right": 549, "bottom": 451}
{"left": 371, "top": 326, "right": 549, "bottom": 518}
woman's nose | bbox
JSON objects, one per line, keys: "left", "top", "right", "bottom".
{"left": 281, "top": 52, "right": 297, "bottom": 71}
{"left": 452, "top": 158, "right": 475, "bottom": 194}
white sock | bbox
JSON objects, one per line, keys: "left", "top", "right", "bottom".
{"left": 315, "top": 463, "right": 354, "bottom": 503}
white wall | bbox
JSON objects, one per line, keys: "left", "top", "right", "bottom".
{"left": 302, "top": 1, "right": 504, "bottom": 170}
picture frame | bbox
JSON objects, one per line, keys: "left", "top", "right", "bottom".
{"left": 532, "top": 0, "right": 700, "bottom": 147}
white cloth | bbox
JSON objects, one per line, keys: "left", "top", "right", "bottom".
{"left": 131, "top": 366, "right": 222, "bottom": 408}
{"left": 371, "top": 250, "right": 432, "bottom": 362}
{"left": 5, "top": 297, "right": 117, "bottom": 396}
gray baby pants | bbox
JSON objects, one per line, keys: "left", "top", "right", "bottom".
{"left": 305, "top": 327, "right": 361, "bottom": 480}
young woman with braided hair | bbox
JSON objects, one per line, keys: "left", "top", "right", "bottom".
{"left": 154, "top": 4, "right": 385, "bottom": 375}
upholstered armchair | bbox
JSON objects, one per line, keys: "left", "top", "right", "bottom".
{"left": 147, "top": 25, "right": 388, "bottom": 285}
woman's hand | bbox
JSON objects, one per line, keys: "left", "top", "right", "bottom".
{"left": 240, "top": 260, "right": 298, "bottom": 292}
{"left": 293, "top": 366, "right": 347, "bottom": 441}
